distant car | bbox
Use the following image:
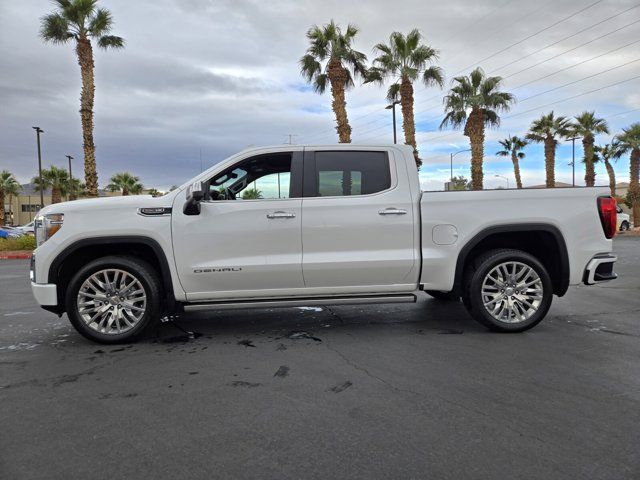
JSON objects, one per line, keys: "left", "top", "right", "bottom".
{"left": 16, "top": 221, "right": 35, "bottom": 235}
{"left": 0, "top": 227, "right": 23, "bottom": 239}
{"left": 617, "top": 206, "right": 631, "bottom": 231}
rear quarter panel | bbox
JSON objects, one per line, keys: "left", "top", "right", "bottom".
{"left": 420, "top": 187, "right": 613, "bottom": 291}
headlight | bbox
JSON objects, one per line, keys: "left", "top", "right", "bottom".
{"left": 35, "top": 213, "right": 64, "bottom": 247}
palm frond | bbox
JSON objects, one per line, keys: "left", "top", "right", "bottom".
{"left": 313, "top": 73, "right": 329, "bottom": 93}
{"left": 88, "top": 7, "right": 112, "bottom": 37}
{"left": 40, "top": 12, "right": 74, "bottom": 43}
{"left": 386, "top": 83, "right": 400, "bottom": 102}
{"left": 422, "top": 66, "right": 444, "bottom": 88}
{"left": 97, "top": 35, "right": 124, "bottom": 49}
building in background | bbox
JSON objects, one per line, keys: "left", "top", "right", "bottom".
{"left": 2, "top": 184, "right": 131, "bottom": 226}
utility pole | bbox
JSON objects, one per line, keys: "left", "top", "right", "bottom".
{"left": 284, "top": 134, "right": 297, "bottom": 145}
{"left": 32, "top": 127, "right": 44, "bottom": 208}
{"left": 66, "top": 155, "right": 74, "bottom": 200}
{"left": 385, "top": 100, "right": 400, "bottom": 144}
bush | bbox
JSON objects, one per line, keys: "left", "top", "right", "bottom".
{"left": 0, "top": 235, "right": 36, "bottom": 251}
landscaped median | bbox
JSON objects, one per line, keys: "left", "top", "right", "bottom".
{"left": 0, "top": 236, "right": 35, "bottom": 260}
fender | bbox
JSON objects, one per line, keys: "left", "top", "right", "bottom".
{"left": 48, "top": 235, "right": 177, "bottom": 312}
{"left": 452, "top": 223, "right": 570, "bottom": 297}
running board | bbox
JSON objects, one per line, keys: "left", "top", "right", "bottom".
{"left": 182, "top": 294, "right": 417, "bottom": 312}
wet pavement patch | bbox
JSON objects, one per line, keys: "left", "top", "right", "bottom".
{"left": 228, "top": 381, "right": 261, "bottom": 388}
{"left": 189, "top": 371, "right": 199, "bottom": 375}
{"left": 287, "top": 331, "right": 322, "bottom": 342}
{"left": 329, "top": 381, "right": 352, "bottom": 393}
{"left": 161, "top": 332, "right": 203, "bottom": 344}
{"left": 237, "top": 339, "right": 256, "bottom": 348}
{"left": 273, "top": 366, "right": 289, "bottom": 378}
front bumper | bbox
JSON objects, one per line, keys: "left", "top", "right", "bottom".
{"left": 583, "top": 253, "right": 617, "bottom": 285}
{"left": 31, "top": 282, "right": 58, "bottom": 306}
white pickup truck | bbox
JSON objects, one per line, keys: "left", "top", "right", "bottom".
{"left": 30, "top": 145, "right": 618, "bottom": 343}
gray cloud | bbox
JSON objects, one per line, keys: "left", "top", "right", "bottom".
{"left": 1, "top": 0, "right": 638, "bottom": 190}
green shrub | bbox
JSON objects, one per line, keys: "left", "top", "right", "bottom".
{"left": 0, "top": 235, "right": 36, "bottom": 251}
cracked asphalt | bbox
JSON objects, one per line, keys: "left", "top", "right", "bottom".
{"left": 1, "top": 237, "right": 639, "bottom": 479}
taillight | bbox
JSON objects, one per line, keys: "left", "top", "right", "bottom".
{"left": 597, "top": 196, "right": 617, "bottom": 239}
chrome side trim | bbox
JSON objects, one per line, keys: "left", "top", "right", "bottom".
{"left": 137, "top": 207, "right": 172, "bottom": 217}
{"left": 183, "top": 294, "right": 417, "bottom": 312}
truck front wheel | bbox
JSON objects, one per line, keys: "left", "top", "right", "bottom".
{"left": 65, "top": 256, "right": 162, "bottom": 343}
{"left": 463, "top": 249, "right": 553, "bottom": 332}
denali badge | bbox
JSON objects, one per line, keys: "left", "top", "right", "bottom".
{"left": 194, "top": 267, "right": 242, "bottom": 273}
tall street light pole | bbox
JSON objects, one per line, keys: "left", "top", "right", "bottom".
{"left": 32, "top": 127, "right": 44, "bottom": 208}
{"left": 66, "top": 155, "right": 74, "bottom": 200}
{"left": 450, "top": 148, "right": 471, "bottom": 187}
{"left": 568, "top": 136, "right": 580, "bottom": 187}
{"left": 494, "top": 174, "right": 509, "bottom": 189}
{"left": 385, "top": 100, "right": 400, "bottom": 144}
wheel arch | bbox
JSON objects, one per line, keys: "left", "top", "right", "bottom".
{"left": 453, "top": 224, "right": 570, "bottom": 297}
{"left": 48, "top": 236, "right": 177, "bottom": 314}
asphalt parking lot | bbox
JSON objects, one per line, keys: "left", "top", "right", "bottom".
{"left": 1, "top": 237, "right": 639, "bottom": 480}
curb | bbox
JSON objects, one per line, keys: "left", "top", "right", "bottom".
{"left": 0, "top": 251, "right": 33, "bottom": 260}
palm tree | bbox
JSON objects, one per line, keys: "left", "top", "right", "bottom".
{"left": 32, "top": 166, "right": 69, "bottom": 204}
{"left": 147, "top": 188, "right": 161, "bottom": 197}
{"left": 526, "top": 112, "right": 572, "bottom": 188}
{"left": 107, "top": 172, "right": 143, "bottom": 196}
{"left": 241, "top": 188, "right": 263, "bottom": 200}
{"left": 0, "top": 171, "right": 21, "bottom": 226}
{"left": 571, "top": 111, "right": 609, "bottom": 187}
{"left": 40, "top": 0, "right": 124, "bottom": 197}
{"left": 616, "top": 123, "right": 640, "bottom": 226}
{"left": 300, "top": 20, "right": 367, "bottom": 143}
{"left": 496, "top": 136, "right": 527, "bottom": 189}
{"left": 441, "top": 68, "right": 515, "bottom": 190}
{"left": 68, "top": 178, "right": 86, "bottom": 199}
{"left": 366, "top": 29, "right": 444, "bottom": 167}
{"left": 594, "top": 142, "right": 622, "bottom": 197}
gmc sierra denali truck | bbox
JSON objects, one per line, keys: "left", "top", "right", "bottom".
{"left": 30, "top": 145, "right": 618, "bottom": 343}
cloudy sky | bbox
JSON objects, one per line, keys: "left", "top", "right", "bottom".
{"left": 1, "top": 0, "right": 639, "bottom": 191}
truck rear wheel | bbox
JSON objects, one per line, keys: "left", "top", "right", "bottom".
{"left": 463, "top": 249, "right": 553, "bottom": 332}
{"left": 65, "top": 256, "right": 162, "bottom": 344}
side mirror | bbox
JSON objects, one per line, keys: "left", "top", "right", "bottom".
{"left": 184, "top": 181, "right": 204, "bottom": 215}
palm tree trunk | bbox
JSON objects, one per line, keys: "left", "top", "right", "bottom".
{"left": 511, "top": 152, "right": 523, "bottom": 189}
{"left": 544, "top": 136, "right": 556, "bottom": 188}
{"left": 465, "top": 109, "right": 484, "bottom": 190}
{"left": 76, "top": 38, "right": 99, "bottom": 197}
{"left": 400, "top": 76, "right": 420, "bottom": 168}
{"left": 630, "top": 148, "right": 640, "bottom": 227}
{"left": 122, "top": 187, "right": 129, "bottom": 196}
{"left": 51, "top": 187, "right": 61, "bottom": 204}
{"left": 583, "top": 135, "right": 596, "bottom": 187}
{"left": 604, "top": 159, "right": 616, "bottom": 197}
{"left": 0, "top": 191, "right": 5, "bottom": 226}
{"left": 327, "top": 60, "right": 351, "bottom": 144}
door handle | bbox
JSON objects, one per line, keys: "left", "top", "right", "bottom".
{"left": 378, "top": 208, "right": 407, "bottom": 215}
{"left": 266, "top": 211, "right": 296, "bottom": 219}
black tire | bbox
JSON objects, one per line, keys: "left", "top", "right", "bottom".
{"left": 463, "top": 249, "right": 553, "bottom": 333}
{"left": 65, "top": 255, "right": 162, "bottom": 344}
{"left": 620, "top": 221, "right": 630, "bottom": 232}
{"left": 425, "top": 290, "right": 460, "bottom": 301}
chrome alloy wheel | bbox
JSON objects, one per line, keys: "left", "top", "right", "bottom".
{"left": 480, "top": 261, "right": 543, "bottom": 324}
{"left": 77, "top": 269, "right": 147, "bottom": 335}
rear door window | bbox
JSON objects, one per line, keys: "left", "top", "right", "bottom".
{"left": 306, "top": 151, "right": 390, "bottom": 197}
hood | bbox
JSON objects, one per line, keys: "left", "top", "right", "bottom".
{"left": 38, "top": 192, "right": 181, "bottom": 216}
